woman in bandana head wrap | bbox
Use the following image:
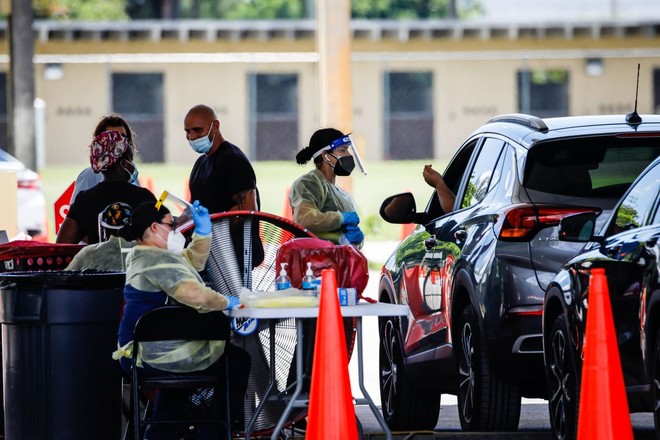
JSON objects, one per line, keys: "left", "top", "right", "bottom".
{"left": 56, "top": 130, "right": 156, "bottom": 244}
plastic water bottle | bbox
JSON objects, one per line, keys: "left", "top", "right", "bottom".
{"left": 302, "top": 262, "right": 316, "bottom": 291}
{"left": 276, "top": 263, "right": 291, "bottom": 290}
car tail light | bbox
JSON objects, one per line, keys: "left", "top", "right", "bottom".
{"left": 495, "top": 204, "right": 600, "bottom": 241}
{"left": 17, "top": 177, "right": 41, "bottom": 190}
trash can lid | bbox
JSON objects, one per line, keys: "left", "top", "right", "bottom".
{"left": 0, "top": 270, "right": 126, "bottom": 288}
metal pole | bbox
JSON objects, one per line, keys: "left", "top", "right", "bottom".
{"left": 8, "top": 0, "right": 36, "bottom": 169}
{"left": 317, "top": 0, "right": 352, "bottom": 132}
{"left": 317, "top": 0, "right": 353, "bottom": 191}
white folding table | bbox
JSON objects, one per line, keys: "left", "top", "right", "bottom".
{"left": 231, "top": 302, "right": 409, "bottom": 440}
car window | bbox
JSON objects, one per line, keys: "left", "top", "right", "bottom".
{"left": 525, "top": 138, "right": 660, "bottom": 199}
{"left": 610, "top": 163, "right": 660, "bottom": 234}
{"left": 460, "top": 138, "right": 505, "bottom": 209}
{"left": 424, "top": 139, "right": 477, "bottom": 219}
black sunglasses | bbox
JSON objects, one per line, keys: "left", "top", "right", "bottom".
{"left": 160, "top": 219, "right": 177, "bottom": 230}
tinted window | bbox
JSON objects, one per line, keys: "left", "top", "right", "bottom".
{"left": 612, "top": 163, "right": 660, "bottom": 232}
{"left": 461, "top": 138, "right": 504, "bottom": 209}
{"left": 425, "top": 139, "right": 477, "bottom": 219}
{"left": 525, "top": 138, "right": 660, "bottom": 198}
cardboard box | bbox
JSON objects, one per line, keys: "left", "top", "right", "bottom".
{"left": 338, "top": 287, "right": 357, "bottom": 306}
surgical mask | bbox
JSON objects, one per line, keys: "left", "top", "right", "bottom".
{"left": 188, "top": 123, "right": 215, "bottom": 154}
{"left": 328, "top": 153, "right": 355, "bottom": 176}
{"left": 156, "top": 224, "right": 187, "bottom": 253}
{"left": 122, "top": 160, "right": 139, "bottom": 184}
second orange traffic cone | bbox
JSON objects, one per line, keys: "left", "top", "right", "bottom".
{"left": 305, "top": 269, "right": 358, "bottom": 440}
{"left": 577, "top": 267, "right": 633, "bottom": 440}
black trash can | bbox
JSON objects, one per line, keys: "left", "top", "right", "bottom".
{"left": 0, "top": 271, "right": 125, "bottom": 440}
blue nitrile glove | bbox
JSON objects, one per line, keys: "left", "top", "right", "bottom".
{"left": 191, "top": 200, "right": 212, "bottom": 236}
{"left": 225, "top": 296, "right": 241, "bottom": 310}
{"left": 341, "top": 211, "right": 360, "bottom": 226}
{"left": 344, "top": 224, "right": 364, "bottom": 244}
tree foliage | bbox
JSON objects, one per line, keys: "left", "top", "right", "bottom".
{"left": 34, "top": 0, "right": 128, "bottom": 20}
{"left": 35, "top": 0, "right": 482, "bottom": 20}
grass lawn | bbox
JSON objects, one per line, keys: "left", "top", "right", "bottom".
{"left": 41, "top": 160, "right": 445, "bottom": 243}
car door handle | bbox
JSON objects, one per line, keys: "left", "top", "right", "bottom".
{"left": 454, "top": 229, "right": 467, "bottom": 242}
{"left": 424, "top": 237, "right": 437, "bottom": 250}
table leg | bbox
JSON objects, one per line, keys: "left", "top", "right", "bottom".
{"left": 354, "top": 317, "right": 392, "bottom": 440}
{"left": 271, "top": 318, "right": 305, "bottom": 440}
{"left": 245, "top": 320, "right": 277, "bottom": 440}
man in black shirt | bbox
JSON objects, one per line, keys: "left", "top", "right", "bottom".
{"left": 185, "top": 104, "right": 258, "bottom": 213}
{"left": 184, "top": 104, "right": 263, "bottom": 267}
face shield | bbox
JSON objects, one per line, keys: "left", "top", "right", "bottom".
{"left": 155, "top": 190, "right": 193, "bottom": 230}
{"left": 311, "top": 134, "right": 367, "bottom": 175}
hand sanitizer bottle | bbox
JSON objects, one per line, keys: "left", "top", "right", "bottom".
{"left": 302, "top": 262, "right": 316, "bottom": 291}
{"left": 276, "top": 263, "right": 291, "bottom": 290}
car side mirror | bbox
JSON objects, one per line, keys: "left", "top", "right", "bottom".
{"left": 380, "top": 192, "right": 419, "bottom": 224}
{"left": 558, "top": 212, "right": 597, "bottom": 242}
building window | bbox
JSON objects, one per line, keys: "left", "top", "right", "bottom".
{"left": 249, "top": 73, "right": 298, "bottom": 161}
{"left": 384, "top": 71, "right": 434, "bottom": 160}
{"left": 654, "top": 68, "right": 660, "bottom": 114}
{"left": 112, "top": 73, "right": 164, "bottom": 163}
{"left": 517, "top": 69, "right": 569, "bottom": 118}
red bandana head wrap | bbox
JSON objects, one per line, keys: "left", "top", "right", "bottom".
{"left": 89, "top": 130, "right": 129, "bottom": 173}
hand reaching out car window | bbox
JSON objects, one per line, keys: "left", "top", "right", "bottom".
{"left": 423, "top": 164, "right": 455, "bottom": 214}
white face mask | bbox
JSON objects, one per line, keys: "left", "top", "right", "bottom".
{"left": 156, "top": 224, "right": 186, "bottom": 253}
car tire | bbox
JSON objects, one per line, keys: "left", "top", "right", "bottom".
{"left": 545, "top": 314, "right": 580, "bottom": 440}
{"left": 378, "top": 316, "right": 440, "bottom": 430}
{"left": 456, "top": 304, "right": 521, "bottom": 431}
{"left": 652, "top": 327, "right": 660, "bottom": 434}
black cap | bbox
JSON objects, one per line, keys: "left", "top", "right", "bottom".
{"left": 130, "top": 201, "right": 170, "bottom": 240}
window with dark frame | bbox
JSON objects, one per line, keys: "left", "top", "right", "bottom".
{"left": 384, "top": 71, "right": 434, "bottom": 160}
{"left": 249, "top": 73, "right": 299, "bottom": 161}
{"left": 111, "top": 72, "right": 164, "bottom": 163}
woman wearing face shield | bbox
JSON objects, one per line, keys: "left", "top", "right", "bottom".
{"left": 289, "top": 128, "right": 366, "bottom": 248}
{"left": 113, "top": 200, "right": 249, "bottom": 440}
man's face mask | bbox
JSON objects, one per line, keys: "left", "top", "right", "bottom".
{"left": 328, "top": 153, "right": 356, "bottom": 176}
{"left": 188, "top": 123, "right": 215, "bottom": 154}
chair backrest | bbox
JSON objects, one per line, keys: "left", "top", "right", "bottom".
{"left": 133, "top": 305, "right": 230, "bottom": 343}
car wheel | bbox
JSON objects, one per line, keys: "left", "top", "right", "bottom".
{"left": 652, "top": 328, "right": 660, "bottom": 434}
{"left": 379, "top": 316, "right": 440, "bottom": 430}
{"left": 545, "top": 314, "right": 580, "bottom": 440}
{"left": 456, "top": 305, "right": 521, "bottom": 431}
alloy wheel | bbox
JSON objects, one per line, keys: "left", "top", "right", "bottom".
{"left": 458, "top": 319, "right": 475, "bottom": 424}
{"left": 380, "top": 319, "right": 398, "bottom": 418}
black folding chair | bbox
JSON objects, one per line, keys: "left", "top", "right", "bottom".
{"left": 129, "top": 305, "right": 232, "bottom": 440}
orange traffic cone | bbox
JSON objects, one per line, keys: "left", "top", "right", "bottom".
{"left": 577, "top": 267, "right": 633, "bottom": 440}
{"left": 306, "top": 269, "right": 359, "bottom": 440}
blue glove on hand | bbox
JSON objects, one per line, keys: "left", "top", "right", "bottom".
{"left": 225, "top": 296, "right": 241, "bottom": 310}
{"left": 344, "top": 224, "right": 364, "bottom": 244}
{"left": 191, "top": 200, "right": 212, "bottom": 236}
{"left": 341, "top": 211, "right": 360, "bottom": 226}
